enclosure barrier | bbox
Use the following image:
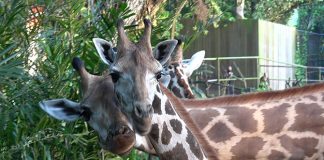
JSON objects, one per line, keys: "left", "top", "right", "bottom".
{"left": 194, "top": 56, "right": 324, "bottom": 97}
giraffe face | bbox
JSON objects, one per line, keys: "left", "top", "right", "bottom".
{"left": 163, "top": 63, "right": 188, "bottom": 98}
{"left": 93, "top": 19, "right": 177, "bottom": 135}
{"left": 39, "top": 58, "right": 136, "bottom": 155}
{"left": 162, "top": 50, "right": 205, "bottom": 98}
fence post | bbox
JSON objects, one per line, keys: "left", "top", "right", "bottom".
{"left": 217, "top": 58, "right": 220, "bottom": 96}
{"left": 257, "top": 57, "right": 260, "bottom": 87}
{"left": 319, "top": 68, "right": 321, "bottom": 81}
{"left": 305, "top": 67, "right": 308, "bottom": 84}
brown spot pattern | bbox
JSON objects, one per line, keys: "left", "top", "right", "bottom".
{"left": 150, "top": 123, "right": 160, "bottom": 143}
{"left": 321, "top": 93, "right": 324, "bottom": 101}
{"left": 207, "top": 122, "right": 235, "bottom": 143}
{"left": 165, "top": 101, "right": 176, "bottom": 115}
{"left": 279, "top": 135, "right": 318, "bottom": 158}
{"left": 224, "top": 106, "right": 257, "bottom": 133}
{"left": 170, "top": 119, "right": 182, "bottom": 134}
{"left": 156, "top": 85, "right": 161, "bottom": 92}
{"left": 171, "top": 87, "right": 182, "bottom": 98}
{"left": 186, "top": 128, "right": 204, "bottom": 159}
{"left": 161, "top": 122, "right": 172, "bottom": 145}
{"left": 268, "top": 150, "right": 286, "bottom": 159}
{"left": 304, "top": 95, "right": 317, "bottom": 101}
{"left": 169, "top": 70, "right": 175, "bottom": 78}
{"left": 153, "top": 95, "right": 162, "bottom": 115}
{"left": 177, "top": 75, "right": 185, "bottom": 88}
{"left": 189, "top": 109, "right": 219, "bottom": 129}
{"left": 231, "top": 137, "right": 265, "bottom": 159}
{"left": 160, "top": 143, "right": 189, "bottom": 160}
{"left": 262, "top": 103, "right": 290, "bottom": 134}
{"left": 289, "top": 103, "right": 324, "bottom": 134}
{"left": 167, "top": 79, "right": 174, "bottom": 89}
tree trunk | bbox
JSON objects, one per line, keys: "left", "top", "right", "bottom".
{"left": 124, "top": 0, "right": 167, "bottom": 28}
{"left": 236, "top": 0, "right": 245, "bottom": 19}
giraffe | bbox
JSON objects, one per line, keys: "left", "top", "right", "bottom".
{"left": 93, "top": 19, "right": 214, "bottom": 159}
{"left": 158, "top": 41, "right": 324, "bottom": 159}
{"left": 161, "top": 38, "right": 205, "bottom": 99}
{"left": 40, "top": 57, "right": 213, "bottom": 159}
{"left": 155, "top": 39, "right": 324, "bottom": 159}
{"left": 94, "top": 19, "right": 324, "bottom": 159}
{"left": 175, "top": 83, "right": 324, "bottom": 159}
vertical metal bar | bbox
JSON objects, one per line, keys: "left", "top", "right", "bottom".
{"left": 305, "top": 67, "right": 308, "bottom": 84}
{"left": 217, "top": 58, "right": 220, "bottom": 96}
{"left": 319, "top": 68, "right": 321, "bottom": 81}
{"left": 257, "top": 57, "right": 260, "bottom": 87}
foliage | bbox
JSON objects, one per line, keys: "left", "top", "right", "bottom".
{"left": 245, "top": 0, "right": 312, "bottom": 23}
{"left": 212, "top": 0, "right": 312, "bottom": 27}
{"left": 295, "top": 1, "right": 324, "bottom": 81}
{"left": 0, "top": 0, "right": 145, "bottom": 159}
{"left": 151, "top": 0, "right": 222, "bottom": 50}
{"left": 257, "top": 81, "right": 271, "bottom": 92}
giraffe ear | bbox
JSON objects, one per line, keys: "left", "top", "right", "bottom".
{"left": 183, "top": 50, "right": 205, "bottom": 77}
{"left": 153, "top": 40, "right": 178, "bottom": 65}
{"left": 39, "top": 99, "right": 82, "bottom": 121}
{"left": 93, "top": 38, "right": 116, "bottom": 65}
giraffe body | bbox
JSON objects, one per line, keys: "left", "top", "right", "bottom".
{"left": 176, "top": 83, "right": 324, "bottom": 160}
{"left": 163, "top": 53, "right": 324, "bottom": 159}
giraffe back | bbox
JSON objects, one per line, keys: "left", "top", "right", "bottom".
{"left": 183, "top": 83, "right": 324, "bottom": 159}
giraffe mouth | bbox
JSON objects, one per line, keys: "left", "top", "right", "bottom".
{"left": 99, "top": 126, "right": 136, "bottom": 155}
{"left": 117, "top": 146, "right": 133, "bottom": 156}
{"left": 100, "top": 141, "right": 134, "bottom": 156}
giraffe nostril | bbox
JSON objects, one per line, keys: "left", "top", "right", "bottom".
{"left": 107, "top": 131, "right": 113, "bottom": 139}
{"left": 134, "top": 105, "right": 142, "bottom": 117}
{"left": 119, "top": 126, "right": 130, "bottom": 135}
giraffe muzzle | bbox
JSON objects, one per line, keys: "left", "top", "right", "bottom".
{"left": 132, "top": 104, "right": 153, "bottom": 135}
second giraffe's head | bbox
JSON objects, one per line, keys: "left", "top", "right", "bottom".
{"left": 93, "top": 19, "right": 177, "bottom": 135}
{"left": 160, "top": 38, "right": 205, "bottom": 98}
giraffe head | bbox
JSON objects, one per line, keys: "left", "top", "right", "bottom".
{"left": 39, "top": 57, "right": 136, "bottom": 155}
{"left": 161, "top": 38, "right": 205, "bottom": 98}
{"left": 93, "top": 19, "right": 177, "bottom": 135}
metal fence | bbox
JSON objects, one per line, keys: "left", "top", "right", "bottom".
{"left": 190, "top": 56, "right": 324, "bottom": 98}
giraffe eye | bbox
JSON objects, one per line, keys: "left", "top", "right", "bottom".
{"left": 155, "top": 71, "right": 162, "bottom": 80}
{"left": 110, "top": 72, "right": 120, "bottom": 83}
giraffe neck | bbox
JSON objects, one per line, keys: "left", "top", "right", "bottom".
{"left": 146, "top": 84, "right": 207, "bottom": 160}
{"left": 168, "top": 63, "right": 195, "bottom": 99}
{"left": 134, "top": 134, "right": 156, "bottom": 155}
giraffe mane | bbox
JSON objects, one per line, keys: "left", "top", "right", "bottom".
{"left": 183, "top": 82, "right": 324, "bottom": 108}
{"left": 160, "top": 84, "right": 219, "bottom": 160}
